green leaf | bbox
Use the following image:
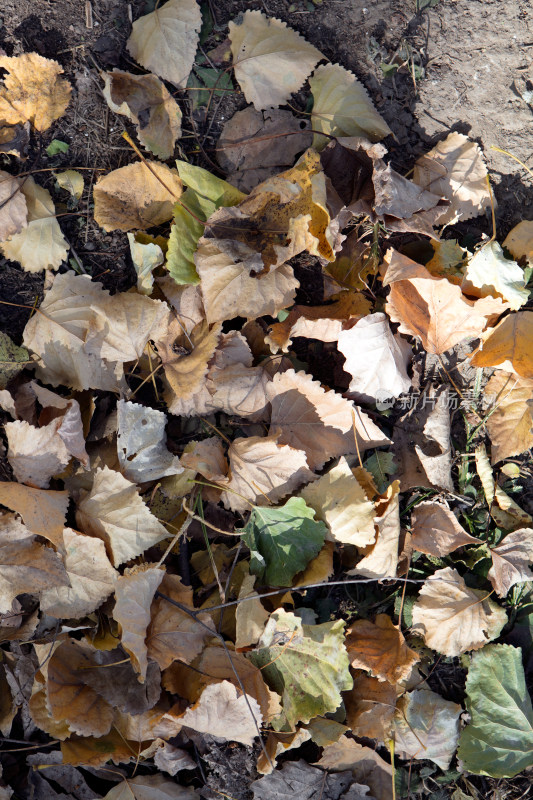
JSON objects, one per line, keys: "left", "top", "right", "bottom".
{"left": 457, "top": 644, "right": 533, "bottom": 777}
{"left": 249, "top": 608, "right": 352, "bottom": 730}
{"left": 166, "top": 163, "right": 245, "bottom": 285}
{"left": 186, "top": 67, "right": 233, "bottom": 109}
{"left": 0, "top": 331, "right": 30, "bottom": 389}
{"left": 240, "top": 497, "right": 327, "bottom": 587}
{"left": 363, "top": 450, "right": 396, "bottom": 493}
{"left": 46, "top": 139, "right": 69, "bottom": 156}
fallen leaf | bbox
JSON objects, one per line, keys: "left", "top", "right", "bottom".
{"left": 1, "top": 177, "right": 68, "bottom": 272}
{"left": 393, "top": 688, "right": 461, "bottom": 769}
{"left": 0, "top": 512, "right": 69, "bottom": 613}
{"left": 127, "top": 0, "right": 202, "bottom": 87}
{"left": 412, "top": 132, "right": 491, "bottom": 225}
{"left": 217, "top": 107, "right": 312, "bottom": 191}
{"left": 503, "top": 219, "right": 533, "bottom": 264}
{"left": 0, "top": 482, "right": 68, "bottom": 548}
{"left": 316, "top": 736, "right": 393, "bottom": 800}
{"left": 337, "top": 313, "right": 411, "bottom": 403}
{"left": 5, "top": 418, "right": 73, "bottom": 488}
{"left": 410, "top": 501, "right": 481, "bottom": 556}
{"left": 60, "top": 729, "right": 135, "bottom": 767}
{"left": 94, "top": 161, "right": 182, "bottom": 232}
{"left": 117, "top": 399, "right": 183, "bottom": 483}
{"left": 40, "top": 528, "right": 117, "bottom": 618}
{"left": 484, "top": 371, "right": 533, "bottom": 463}
{"left": 176, "top": 680, "right": 262, "bottom": 746}
{"left": 153, "top": 742, "right": 196, "bottom": 776}
{"left": 470, "top": 310, "right": 533, "bottom": 379}
{"left": 195, "top": 239, "right": 299, "bottom": 324}
{"left": 462, "top": 241, "right": 529, "bottom": 310}
{"left": 350, "top": 481, "right": 401, "bottom": 579}
{"left": 235, "top": 572, "right": 270, "bottom": 649}
{"left": 229, "top": 11, "right": 322, "bottom": 110}
{"left": 103, "top": 774, "right": 199, "bottom": 799}
{"left": 102, "top": 70, "right": 182, "bottom": 160}
{"left": 127, "top": 233, "right": 165, "bottom": 294}
{"left": 412, "top": 567, "right": 507, "bottom": 657}
{"left": 0, "top": 332, "right": 30, "bottom": 389}
{"left": 305, "top": 717, "right": 349, "bottom": 748}
{"left": 345, "top": 614, "right": 419, "bottom": 684}
{"left": 310, "top": 63, "right": 391, "bottom": 148}
{"left": 475, "top": 444, "right": 532, "bottom": 530}
{"left": 76, "top": 466, "right": 170, "bottom": 566}
{"left": 0, "top": 170, "right": 27, "bottom": 242}
{"left": 425, "top": 238, "right": 466, "bottom": 280}
{"left": 55, "top": 169, "right": 84, "bottom": 204}
{"left": 250, "top": 608, "right": 352, "bottom": 729}
{"left": 345, "top": 671, "right": 396, "bottom": 742}
{"left": 240, "top": 497, "right": 327, "bottom": 587}
{"left": 487, "top": 529, "right": 533, "bottom": 597}
{"left": 300, "top": 457, "right": 376, "bottom": 547}
{"left": 256, "top": 729, "right": 312, "bottom": 775}
{"left": 251, "top": 760, "right": 354, "bottom": 800}
{"left": 0, "top": 53, "right": 71, "bottom": 131}
{"left": 457, "top": 644, "right": 533, "bottom": 778}
{"left": 0, "top": 120, "right": 30, "bottom": 157}
{"left": 181, "top": 436, "right": 228, "bottom": 482}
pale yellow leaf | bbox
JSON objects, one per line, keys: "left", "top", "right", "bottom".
{"left": 127, "top": 233, "right": 165, "bottom": 294}
{"left": 229, "top": 11, "right": 322, "bottom": 110}
{"left": 484, "top": 371, "right": 533, "bottom": 463}
{"left": 350, "top": 481, "right": 401, "bottom": 579}
{"left": 462, "top": 241, "right": 529, "bottom": 310}
{"left": 0, "top": 170, "right": 27, "bottom": 242}
{"left": 470, "top": 310, "right": 533, "bottom": 379}
{"left": 5, "top": 419, "right": 71, "bottom": 488}
{"left": 0, "top": 53, "right": 71, "bottom": 131}
{"left": 127, "top": 0, "right": 201, "bottom": 87}
{"left": 235, "top": 572, "right": 269, "bottom": 649}
{"left": 176, "top": 680, "right": 262, "bottom": 746}
{"left": 55, "top": 169, "right": 84, "bottom": 203}
{"left": 503, "top": 219, "right": 533, "bottom": 264}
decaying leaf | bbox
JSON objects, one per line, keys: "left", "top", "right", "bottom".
{"left": 393, "top": 689, "right": 461, "bottom": 769}
{"left": 345, "top": 671, "right": 396, "bottom": 742}
{"left": 235, "top": 572, "right": 270, "bottom": 650}
{"left": 0, "top": 170, "right": 27, "bottom": 243}
{"left": 487, "top": 529, "right": 533, "bottom": 597}
{"left": 251, "top": 760, "right": 356, "bottom": 800}
{"left": 117, "top": 399, "right": 183, "bottom": 483}
{"left": 102, "top": 70, "right": 182, "bottom": 160}
{"left": 310, "top": 63, "right": 391, "bottom": 148}
{"left": 345, "top": 614, "right": 419, "bottom": 684}
{"left": 350, "top": 481, "right": 401, "bottom": 579}
{"left": 229, "top": 11, "right": 322, "bottom": 110}
{"left": 470, "top": 310, "right": 533, "bottom": 379}
{"left": 127, "top": 0, "right": 202, "bottom": 87}
{"left": 94, "top": 161, "right": 182, "bottom": 232}
{"left": 176, "top": 680, "right": 262, "bottom": 746}
{"left": 315, "top": 737, "right": 393, "bottom": 800}
{"left": 484, "top": 371, "right": 533, "bottom": 463}
{"left": 410, "top": 501, "right": 481, "bottom": 556}
{"left": 128, "top": 233, "right": 165, "bottom": 295}
{"left": 104, "top": 774, "right": 199, "bottom": 799}
{"left": 0, "top": 482, "right": 68, "bottom": 548}
{"left": 0, "top": 53, "right": 71, "bottom": 131}
{"left": 411, "top": 567, "right": 507, "bottom": 657}
{"left": 503, "top": 219, "right": 533, "bottom": 264}
{"left": 462, "top": 241, "right": 529, "bottom": 311}
{"left": 0, "top": 332, "right": 30, "bottom": 389}
{"left": 55, "top": 169, "right": 84, "bottom": 204}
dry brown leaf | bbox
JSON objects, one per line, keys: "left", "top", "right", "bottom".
{"left": 315, "top": 736, "right": 393, "bottom": 800}
{"left": 345, "top": 614, "right": 419, "bottom": 684}
{"left": 411, "top": 567, "right": 507, "bottom": 657}
{"left": 503, "top": 219, "right": 533, "bottom": 264}
{"left": 267, "top": 369, "right": 389, "bottom": 471}
{"left": 0, "top": 170, "right": 27, "bottom": 242}
{"left": 310, "top": 63, "right": 391, "bottom": 147}
{"left": 300, "top": 457, "right": 376, "bottom": 547}
{"left": 102, "top": 70, "right": 182, "bottom": 160}
{"left": 220, "top": 434, "right": 314, "bottom": 513}
{"left": 484, "top": 371, "right": 533, "bottom": 463}
{"left": 235, "top": 572, "right": 270, "bottom": 649}
{"left": 350, "top": 481, "right": 401, "bottom": 579}
{"left": 60, "top": 729, "right": 135, "bottom": 767}
{"left": 0, "top": 513, "right": 69, "bottom": 613}
{"left": 147, "top": 573, "right": 215, "bottom": 670}
{"left": 217, "top": 107, "right": 312, "bottom": 191}
{"left": 47, "top": 639, "right": 114, "bottom": 737}
{"left": 181, "top": 437, "right": 228, "bottom": 483}
{"left": 127, "top": 0, "right": 201, "bottom": 87}
{"left": 195, "top": 239, "right": 298, "bottom": 325}
{"left": 156, "top": 279, "right": 204, "bottom": 335}
{"left": 337, "top": 312, "right": 411, "bottom": 403}
{"left": 0, "top": 482, "right": 68, "bottom": 548}
{"left": 256, "top": 729, "right": 312, "bottom": 775}
{"left": 488, "top": 529, "right": 533, "bottom": 597}
{"left": 475, "top": 444, "right": 532, "bottom": 530}
{"left": 76, "top": 466, "right": 170, "bottom": 566}
{"left": 294, "top": 541, "right": 335, "bottom": 586}
{"left": 40, "top": 528, "right": 117, "bottom": 618}
{"left": 94, "top": 161, "right": 182, "bottom": 232}
{"left": 345, "top": 671, "right": 396, "bottom": 742}
{"left": 229, "top": 11, "right": 322, "bottom": 110}
{"left": 0, "top": 53, "right": 71, "bottom": 131}
{"left": 0, "top": 121, "right": 30, "bottom": 157}
{"left": 410, "top": 501, "right": 481, "bottom": 556}
{"left": 114, "top": 566, "right": 165, "bottom": 682}
{"left": 29, "top": 679, "right": 71, "bottom": 741}
{"left": 176, "top": 680, "right": 262, "bottom": 746}
{"left": 1, "top": 177, "right": 68, "bottom": 272}
{"left": 412, "top": 132, "right": 491, "bottom": 225}
{"left": 266, "top": 292, "right": 372, "bottom": 353}
{"left": 470, "top": 310, "right": 533, "bottom": 379}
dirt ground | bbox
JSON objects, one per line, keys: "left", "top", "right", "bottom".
{"left": 1, "top": 1, "right": 533, "bottom": 798}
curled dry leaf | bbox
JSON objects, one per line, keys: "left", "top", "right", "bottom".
{"left": 217, "top": 107, "right": 312, "bottom": 191}
{"left": 412, "top": 132, "right": 491, "bottom": 225}
{"left": 475, "top": 444, "right": 532, "bottom": 530}
{"left": 0, "top": 482, "right": 68, "bottom": 548}
{"left": 300, "top": 456, "right": 376, "bottom": 547}
{"left": 410, "top": 501, "right": 481, "bottom": 557}
{"left": 411, "top": 567, "right": 507, "bottom": 657}
{"left": 40, "top": 528, "right": 117, "bottom": 618}
{"left": 55, "top": 169, "right": 84, "bottom": 204}
{"left": 470, "top": 310, "right": 533, "bottom": 379}
{"left": 345, "top": 613, "right": 419, "bottom": 684}
{"left": 127, "top": 0, "right": 202, "bottom": 87}
{"left": 75, "top": 466, "right": 170, "bottom": 567}
{"left": 176, "top": 680, "right": 262, "bottom": 746}
{"left": 488, "top": 529, "right": 533, "bottom": 597}
{"left": 310, "top": 63, "right": 391, "bottom": 148}
{"left": 1, "top": 177, "right": 68, "bottom": 272}
{"left": 350, "top": 480, "right": 401, "bottom": 579}
{"left": 484, "top": 371, "right": 533, "bottom": 463}
{"left": 5, "top": 418, "right": 74, "bottom": 488}
{"left": 229, "top": 11, "right": 322, "bottom": 110}
{"left": 117, "top": 399, "right": 183, "bottom": 483}
{"left": 94, "top": 161, "right": 182, "bottom": 232}
{"left": 393, "top": 688, "right": 461, "bottom": 770}
{"left": 128, "top": 233, "right": 165, "bottom": 295}
{"left": 102, "top": 70, "right": 182, "bottom": 160}
{"left": 0, "top": 53, "right": 71, "bottom": 132}
{"left": 181, "top": 436, "right": 228, "bottom": 482}
{"left": 462, "top": 240, "right": 529, "bottom": 311}
{"left": 256, "top": 729, "right": 312, "bottom": 775}
{"left": 0, "top": 513, "right": 69, "bottom": 613}
{"left": 0, "top": 170, "right": 27, "bottom": 242}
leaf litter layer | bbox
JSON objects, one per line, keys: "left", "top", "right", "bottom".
{"left": 0, "top": 2, "right": 532, "bottom": 800}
